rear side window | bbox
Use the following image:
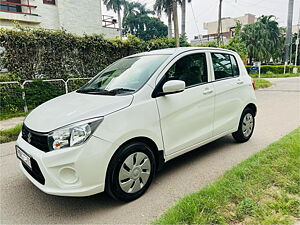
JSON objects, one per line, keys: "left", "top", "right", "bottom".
{"left": 212, "top": 53, "right": 239, "bottom": 80}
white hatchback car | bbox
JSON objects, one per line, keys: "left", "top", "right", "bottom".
{"left": 16, "top": 47, "right": 256, "bottom": 201}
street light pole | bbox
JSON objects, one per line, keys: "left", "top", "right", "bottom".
{"left": 284, "top": 0, "right": 294, "bottom": 74}
{"left": 217, "top": 0, "right": 223, "bottom": 46}
{"left": 293, "top": 12, "right": 300, "bottom": 73}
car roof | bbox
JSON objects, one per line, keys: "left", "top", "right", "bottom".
{"left": 127, "top": 47, "right": 236, "bottom": 58}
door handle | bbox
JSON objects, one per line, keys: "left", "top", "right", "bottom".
{"left": 203, "top": 89, "right": 213, "bottom": 95}
{"left": 236, "top": 80, "right": 244, "bottom": 85}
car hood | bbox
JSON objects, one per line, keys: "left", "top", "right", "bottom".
{"left": 24, "top": 92, "right": 133, "bottom": 132}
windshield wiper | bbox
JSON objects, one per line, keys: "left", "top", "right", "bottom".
{"left": 107, "top": 88, "right": 135, "bottom": 94}
{"left": 76, "top": 88, "right": 115, "bottom": 95}
{"left": 77, "top": 88, "right": 135, "bottom": 95}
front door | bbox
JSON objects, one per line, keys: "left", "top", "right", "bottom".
{"left": 155, "top": 52, "right": 215, "bottom": 156}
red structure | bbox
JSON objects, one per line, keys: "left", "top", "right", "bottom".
{"left": 0, "top": 0, "right": 37, "bottom": 15}
{"left": 102, "top": 15, "right": 118, "bottom": 28}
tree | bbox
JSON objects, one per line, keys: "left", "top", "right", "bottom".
{"left": 123, "top": 14, "right": 168, "bottom": 41}
{"left": 123, "top": 1, "right": 140, "bottom": 20}
{"left": 241, "top": 22, "right": 268, "bottom": 63}
{"left": 103, "top": 0, "right": 125, "bottom": 39}
{"left": 180, "top": 0, "right": 191, "bottom": 35}
{"left": 154, "top": 0, "right": 173, "bottom": 38}
{"left": 179, "top": 33, "right": 190, "bottom": 47}
{"left": 240, "top": 15, "right": 283, "bottom": 63}
{"left": 259, "top": 15, "right": 281, "bottom": 53}
{"left": 223, "top": 21, "right": 247, "bottom": 61}
{"left": 122, "top": 1, "right": 166, "bottom": 41}
{"left": 217, "top": 0, "right": 223, "bottom": 46}
{"left": 123, "top": 1, "right": 154, "bottom": 22}
{"left": 172, "top": 0, "right": 179, "bottom": 46}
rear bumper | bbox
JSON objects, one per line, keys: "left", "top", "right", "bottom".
{"left": 16, "top": 133, "right": 113, "bottom": 197}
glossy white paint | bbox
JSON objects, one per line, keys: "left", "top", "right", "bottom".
{"left": 16, "top": 47, "right": 256, "bottom": 197}
{"left": 25, "top": 92, "right": 133, "bottom": 132}
{"left": 162, "top": 80, "right": 186, "bottom": 93}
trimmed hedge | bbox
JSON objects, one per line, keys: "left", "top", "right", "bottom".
{"left": 0, "top": 28, "right": 185, "bottom": 80}
{"left": 24, "top": 80, "right": 65, "bottom": 110}
{"left": 0, "top": 80, "right": 66, "bottom": 115}
{"left": 0, "top": 28, "right": 190, "bottom": 114}
{"left": 246, "top": 65, "right": 300, "bottom": 74}
{"left": 0, "top": 83, "right": 24, "bottom": 114}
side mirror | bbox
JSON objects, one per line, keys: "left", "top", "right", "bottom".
{"left": 162, "top": 80, "right": 186, "bottom": 95}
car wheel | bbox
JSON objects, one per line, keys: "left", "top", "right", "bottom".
{"left": 105, "top": 141, "right": 156, "bottom": 201}
{"left": 232, "top": 108, "right": 255, "bottom": 143}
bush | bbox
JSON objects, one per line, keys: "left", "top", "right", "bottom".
{"left": 0, "top": 79, "right": 66, "bottom": 115}
{"left": 245, "top": 65, "right": 300, "bottom": 74}
{"left": 24, "top": 80, "right": 65, "bottom": 110}
{"left": 0, "top": 28, "right": 192, "bottom": 115}
{"left": 0, "top": 29, "right": 185, "bottom": 80}
{"left": 0, "top": 82, "right": 24, "bottom": 114}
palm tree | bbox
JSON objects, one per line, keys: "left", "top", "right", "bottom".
{"left": 154, "top": 0, "right": 173, "bottom": 38}
{"left": 180, "top": 0, "right": 191, "bottom": 35}
{"left": 103, "top": 0, "right": 125, "bottom": 39}
{"left": 123, "top": 1, "right": 140, "bottom": 20}
{"left": 258, "top": 15, "right": 280, "bottom": 49}
{"left": 123, "top": 1, "right": 154, "bottom": 21}
{"left": 122, "top": 1, "right": 156, "bottom": 38}
{"left": 241, "top": 15, "right": 283, "bottom": 63}
{"left": 172, "top": 0, "right": 179, "bottom": 46}
{"left": 241, "top": 22, "right": 271, "bottom": 63}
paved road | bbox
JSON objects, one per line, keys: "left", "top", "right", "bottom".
{"left": 1, "top": 77, "right": 300, "bottom": 224}
{"left": 0, "top": 116, "right": 24, "bottom": 130}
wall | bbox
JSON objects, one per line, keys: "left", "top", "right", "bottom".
{"left": 203, "top": 14, "right": 256, "bottom": 35}
{"left": 0, "top": 0, "right": 119, "bottom": 38}
{"left": 35, "top": 0, "right": 60, "bottom": 30}
{"left": 57, "top": 0, "right": 100, "bottom": 35}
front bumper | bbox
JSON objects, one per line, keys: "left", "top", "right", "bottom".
{"left": 16, "top": 133, "right": 113, "bottom": 197}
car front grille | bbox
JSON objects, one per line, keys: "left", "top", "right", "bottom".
{"left": 22, "top": 125, "right": 50, "bottom": 152}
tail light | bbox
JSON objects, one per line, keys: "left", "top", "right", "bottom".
{"left": 251, "top": 79, "right": 255, "bottom": 90}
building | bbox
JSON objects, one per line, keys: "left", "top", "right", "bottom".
{"left": 191, "top": 13, "right": 256, "bottom": 45}
{"left": 0, "top": 0, "right": 119, "bottom": 38}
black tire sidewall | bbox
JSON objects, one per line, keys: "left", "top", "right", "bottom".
{"left": 233, "top": 108, "right": 255, "bottom": 142}
{"left": 106, "top": 142, "right": 156, "bottom": 201}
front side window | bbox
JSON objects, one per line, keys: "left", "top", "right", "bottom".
{"left": 212, "top": 53, "right": 240, "bottom": 80}
{"left": 77, "top": 55, "right": 169, "bottom": 95}
{"left": 0, "top": 0, "right": 21, "bottom": 13}
{"left": 164, "top": 53, "right": 208, "bottom": 87}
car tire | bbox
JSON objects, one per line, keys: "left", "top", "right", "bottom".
{"left": 232, "top": 108, "right": 255, "bottom": 143}
{"left": 105, "top": 141, "right": 156, "bottom": 202}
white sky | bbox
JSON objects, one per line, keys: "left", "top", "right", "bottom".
{"left": 101, "top": 0, "right": 300, "bottom": 41}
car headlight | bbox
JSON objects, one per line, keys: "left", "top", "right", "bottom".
{"left": 48, "top": 117, "right": 103, "bottom": 150}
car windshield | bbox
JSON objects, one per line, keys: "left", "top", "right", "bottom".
{"left": 77, "top": 55, "right": 169, "bottom": 95}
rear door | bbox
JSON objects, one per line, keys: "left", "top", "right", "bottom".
{"left": 210, "top": 52, "right": 244, "bottom": 136}
{"left": 155, "top": 51, "right": 215, "bottom": 156}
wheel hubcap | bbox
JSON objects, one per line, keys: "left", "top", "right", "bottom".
{"left": 118, "top": 152, "right": 151, "bottom": 193}
{"left": 242, "top": 113, "right": 254, "bottom": 137}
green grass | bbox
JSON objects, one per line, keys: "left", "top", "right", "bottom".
{"left": 250, "top": 73, "right": 300, "bottom": 78}
{"left": 254, "top": 78, "right": 272, "bottom": 89}
{"left": 0, "top": 112, "right": 28, "bottom": 121}
{"left": 0, "top": 123, "right": 22, "bottom": 143}
{"left": 154, "top": 128, "right": 300, "bottom": 225}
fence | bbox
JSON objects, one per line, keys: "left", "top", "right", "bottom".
{"left": 0, "top": 78, "right": 91, "bottom": 115}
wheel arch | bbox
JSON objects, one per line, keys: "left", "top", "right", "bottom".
{"left": 245, "top": 103, "right": 257, "bottom": 117}
{"left": 108, "top": 136, "right": 165, "bottom": 173}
